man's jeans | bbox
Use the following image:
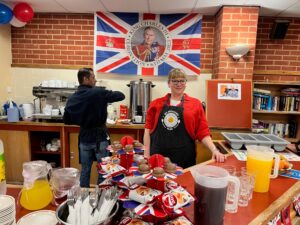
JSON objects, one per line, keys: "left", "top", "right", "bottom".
{"left": 79, "top": 141, "right": 109, "bottom": 187}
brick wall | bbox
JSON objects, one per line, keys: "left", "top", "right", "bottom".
{"left": 253, "top": 17, "right": 300, "bottom": 82}
{"left": 11, "top": 13, "right": 94, "bottom": 68}
{"left": 201, "top": 16, "right": 215, "bottom": 73}
{"left": 213, "top": 6, "right": 259, "bottom": 80}
{"left": 212, "top": 9, "right": 222, "bottom": 79}
{"left": 11, "top": 12, "right": 300, "bottom": 82}
{"left": 11, "top": 13, "right": 215, "bottom": 72}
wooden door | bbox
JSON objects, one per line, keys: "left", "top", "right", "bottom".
{"left": 0, "top": 130, "right": 30, "bottom": 183}
{"left": 69, "top": 133, "right": 98, "bottom": 186}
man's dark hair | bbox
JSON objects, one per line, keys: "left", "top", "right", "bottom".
{"left": 77, "top": 68, "right": 93, "bottom": 84}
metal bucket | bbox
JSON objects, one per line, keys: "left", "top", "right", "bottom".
{"left": 56, "top": 200, "right": 119, "bottom": 225}
{"left": 127, "top": 79, "right": 155, "bottom": 123}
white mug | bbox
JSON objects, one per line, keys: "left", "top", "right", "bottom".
{"left": 134, "top": 115, "right": 143, "bottom": 123}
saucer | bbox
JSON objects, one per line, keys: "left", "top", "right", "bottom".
{"left": 17, "top": 210, "right": 57, "bottom": 225}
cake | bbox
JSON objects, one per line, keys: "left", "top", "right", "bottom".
{"left": 133, "top": 141, "right": 143, "bottom": 149}
{"left": 138, "top": 163, "right": 151, "bottom": 174}
{"left": 164, "top": 163, "right": 177, "bottom": 173}
{"left": 112, "top": 140, "right": 120, "bottom": 145}
{"left": 137, "top": 159, "right": 148, "bottom": 165}
{"left": 152, "top": 167, "right": 165, "bottom": 178}
{"left": 164, "top": 157, "right": 171, "bottom": 164}
{"left": 112, "top": 143, "right": 123, "bottom": 151}
{"left": 124, "top": 144, "right": 134, "bottom": 152}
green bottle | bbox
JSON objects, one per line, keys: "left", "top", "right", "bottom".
{"left": 0, "top": 139, "right": 6, "bottom": 195}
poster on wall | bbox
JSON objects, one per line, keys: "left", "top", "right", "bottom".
{"left": 94, "top": 12, "right": 202, "bottom": 76}
{"left": 217, "top": 83, "right": 242, "bottom": 100}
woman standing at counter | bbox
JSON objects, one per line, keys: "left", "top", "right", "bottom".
{"left": 143, "top": 68, "right": 226, "bottom": 168}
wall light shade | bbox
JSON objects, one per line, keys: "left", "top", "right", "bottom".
{"left": 226, "top": 45, "right": 250, "bottom": 61}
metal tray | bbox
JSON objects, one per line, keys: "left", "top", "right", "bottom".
{"left": 221, "top": 132, "right": 290, "bottom": 151}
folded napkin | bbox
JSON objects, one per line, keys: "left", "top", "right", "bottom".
{"left": 67, "top": 203, "right": 76, "bottom": 224}
{"left": 75, "top": 199, "right": 82, "bottom": 225}
{"left": 80, "top": 196, "right": 90, "bottom": 225}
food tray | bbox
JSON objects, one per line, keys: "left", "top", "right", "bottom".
{"left": 221, "top": 132, "right": 290, "bottom": 151}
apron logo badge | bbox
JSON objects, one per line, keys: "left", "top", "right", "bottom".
{"left": 161, "top": 110, "right": 180, "bottom": 130}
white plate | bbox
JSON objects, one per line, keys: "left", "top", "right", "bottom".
{"left": 17, "top": 210, "right": 57, "bottom": 225}
{"left": 0, "top": 195, "right": 15, "bottom": 211}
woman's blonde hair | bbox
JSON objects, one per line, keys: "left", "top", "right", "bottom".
{"left": 167, "top": 68, "right": 187, "bottom": 82}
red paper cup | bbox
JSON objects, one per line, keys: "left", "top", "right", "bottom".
{"left": 120, "top": 153, "right": 134, "bottom": 170}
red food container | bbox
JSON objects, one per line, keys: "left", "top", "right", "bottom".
{"left": 120, "top": 105, "right": 128, "bottom": 119}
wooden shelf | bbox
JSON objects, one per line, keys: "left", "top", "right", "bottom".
{"left": 32, "top": 150, "right": 61, "bottom": 155}
{"left": 252, "top": 82, "right": 300, "bottom": 142}
{"left": 253, "top": 110, "right": 300, "bottom": 115}
{"left": 253, "top": 82, "right": 300, "bottom": 86}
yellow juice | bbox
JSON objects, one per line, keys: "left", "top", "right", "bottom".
{"left": 247, "top": 155, "right": 273, "bottom": 193}
{"left": 20, "top": 179, "right": 53, "bottom": 210}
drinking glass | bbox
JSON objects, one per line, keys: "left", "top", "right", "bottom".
{"left": 220, "top": 165, "right": 238, "bottom": 213}
{"left": 241, "top": 167, "right": 256, "bottom": 200}
{"left": 50, "top": 167, "right": 80, "bottom": 206}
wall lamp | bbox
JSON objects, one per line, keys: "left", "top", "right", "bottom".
{"left": 226, "top": 44, "right": 250, "bottom": 61}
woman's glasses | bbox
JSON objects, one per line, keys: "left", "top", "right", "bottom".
{"left": 171, "top": 79, "right": 187, "bottom": 85}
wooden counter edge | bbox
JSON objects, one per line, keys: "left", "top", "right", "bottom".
{"left": 249, "top": 181, "right": 300, "bottom": 225}
{"left": 183, "top": 153, "right": 300, "bottom": 225}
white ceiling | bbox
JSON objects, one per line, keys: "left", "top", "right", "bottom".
{"left": 1, "top": 0, "right": 300, "bottom": 17}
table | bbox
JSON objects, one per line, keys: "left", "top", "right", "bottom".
{"left": 7, "top": 154, "right": 300, "bottom": 225}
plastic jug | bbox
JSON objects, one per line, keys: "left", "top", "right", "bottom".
{"left": 20, "top": 160, "right": 53, "bottom": 210}
{"left": 50, "top": 167, "right": 80, "bottom": 205}
{"left": 191, "top": 165, "right": 240, "bottom": 225}
{"left": 246, "top": 145, "right": 280, "bottom": 193}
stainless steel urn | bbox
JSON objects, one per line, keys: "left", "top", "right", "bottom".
{"left": 127, "top": 79, "right": 155, "bottom": 123}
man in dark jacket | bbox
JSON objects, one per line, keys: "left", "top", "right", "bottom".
{"left": 64, "top": 68, "right": 125, "bottom": 187}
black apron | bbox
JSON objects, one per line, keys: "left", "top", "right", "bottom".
{"left": 150, "top": 95, "right": 196, "bottom": 168}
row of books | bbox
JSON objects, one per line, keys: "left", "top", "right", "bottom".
{"left": 252, "top": 119, "right": 297, "bottom": 138}
{"left": 253, "top": 88, "right": 300, "bottom": 111}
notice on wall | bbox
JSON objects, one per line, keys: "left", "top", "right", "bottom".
{"left": 218, "top": 83, "right": 242, "bottom": 100}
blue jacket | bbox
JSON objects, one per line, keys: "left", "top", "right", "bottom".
{"left": 64, "top": 85, "right": 125, "bottom": 143}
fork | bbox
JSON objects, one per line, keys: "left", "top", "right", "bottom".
{"left": 90, "top": 186, "right": 99, "bottom": 215}
{"left": 67, "top": 189, "right": 75, "bottom": 208}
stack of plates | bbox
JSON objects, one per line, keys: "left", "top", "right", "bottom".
{"left": 0, "top": 195, "right": 16, "bottom": 225}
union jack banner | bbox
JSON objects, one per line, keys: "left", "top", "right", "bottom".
{"left": 94, "top": 13, "right": 202, "bottom": 76}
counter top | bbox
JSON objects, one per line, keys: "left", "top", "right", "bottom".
{"left": 0, "top": 120, "right": 145, "bottom": 129}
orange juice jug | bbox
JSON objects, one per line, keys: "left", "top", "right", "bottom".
{"left": 246, "top": 145, "right": 280, "bottom": 193}
{"left": 20, "top": 160, "right": 53, "bottom": 210}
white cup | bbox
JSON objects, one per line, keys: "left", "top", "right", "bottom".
{"left": 51, "top": 109, "right": 59, "bottom": 116}
{"left": 62, "top": 81, "right": 68, "bottom": 88}
{"left": 41, "top": 80, "right": 49, "bottom": 87}
{"left": 134, "top": 115, "right": 143, "bottom": 123}
{"left": 55, "top": 80, "right": 62, "bottom": 88}
{"left": 59, "top": 106, "right": 65, "bottom": 115}
{"left": 49, "top": 80, "right": 56, "bottom": 87}
{"left": 43, "top": 104, "right": 53, "bottom": 115}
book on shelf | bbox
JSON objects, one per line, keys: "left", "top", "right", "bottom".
{"left": 253, "top": 95, "right": 300, "bottom": 112}
{"left": 253, "top": 88, "right": 271, "bottom": 94}
{"left": 252, "top": 119, "right": 297, "bottom": 138}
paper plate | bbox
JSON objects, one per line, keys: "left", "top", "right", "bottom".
{"left": 0, "top": 195, "right": 15, "bottom": 211}
{"left": 17, "top": 210, "right": 57, "bottom": 225}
